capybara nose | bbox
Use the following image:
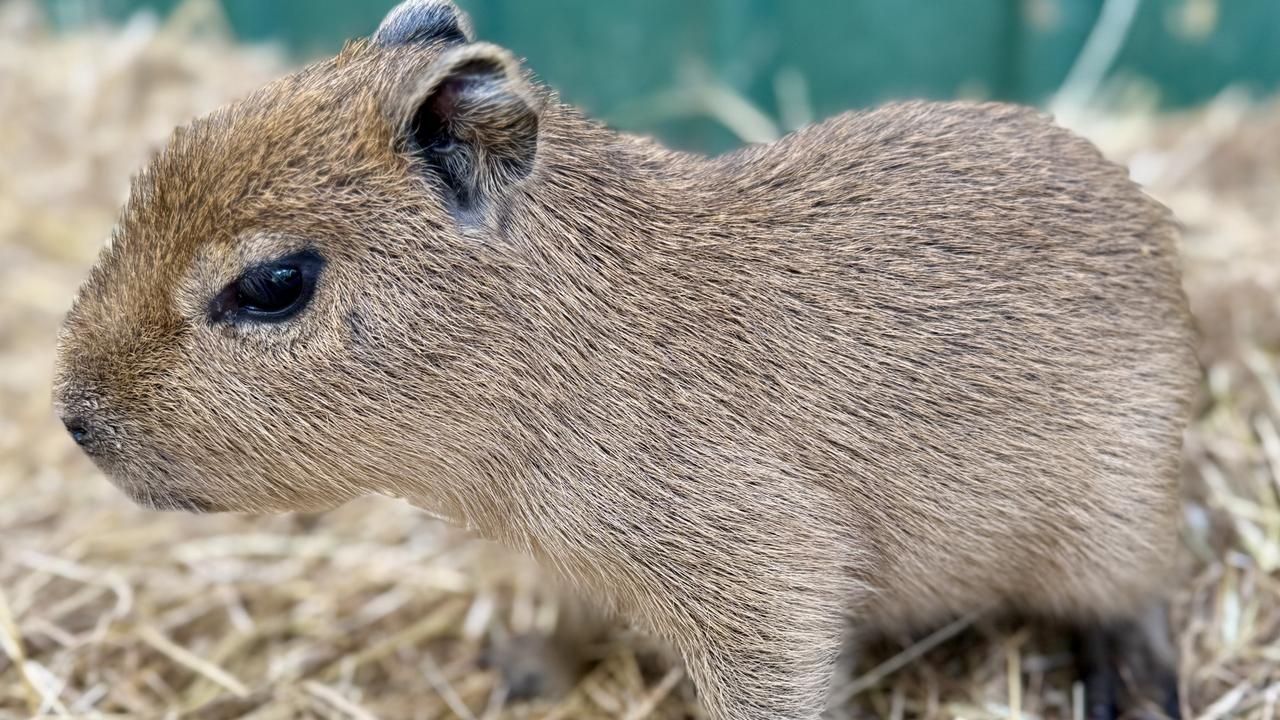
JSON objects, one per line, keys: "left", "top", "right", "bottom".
{"left": 62, "top": 416, "right": 93, "bottom": 448}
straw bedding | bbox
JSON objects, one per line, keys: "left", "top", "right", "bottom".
{"left": 1, "top": 3, "right": 1277, "bottom": 718}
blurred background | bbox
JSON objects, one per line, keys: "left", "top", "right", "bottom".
{"left": 40, "top": 0, "right": 1280, "bottom": 150}
{"left": 2, "top": 0, "right": 1280, "bottom": 718}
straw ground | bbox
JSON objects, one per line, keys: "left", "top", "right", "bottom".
{"left": 2, "top": 4, "right": 1278, "bottom": 718}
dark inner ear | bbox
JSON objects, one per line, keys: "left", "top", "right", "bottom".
{"left": 409, "top": 73, "right": 469, "bottom": 203}
{"left": 409, "top": 72, "right": 467, "bottom": 149}
{"left": 407, "top": 58, "right": 538, "bottom": 220}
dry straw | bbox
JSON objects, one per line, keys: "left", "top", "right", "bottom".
{"left": 1, "top": 1, "right": 1278, "bottom": 718}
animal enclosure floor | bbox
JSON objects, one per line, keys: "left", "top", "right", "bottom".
{"left": 2, "top": 3, "right": 1279, "bottom": 718}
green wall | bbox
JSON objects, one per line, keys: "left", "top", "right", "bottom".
{"left": 44, "top": 0, "right": 1280, "bottom": 152}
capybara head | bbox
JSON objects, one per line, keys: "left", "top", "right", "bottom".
{"left": 54, "top": 0, "right": 550, "bottom": 515}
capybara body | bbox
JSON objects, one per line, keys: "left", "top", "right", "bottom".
{"left": 54, "top": 2, "right": 1197, "bottom": 718}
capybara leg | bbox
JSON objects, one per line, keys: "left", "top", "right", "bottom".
{"left": 483, "top": 628, "right": 590, "bottom": 701}
{"left": 1073, "top": 602, "right": 1181, "bottom": 720}
{"left": 481, "top": 592, "right": 612, "bottom": 701}
{"left": 1075, "top": 623, "right": 1120, "bottom": 720}
{"left": 679, "top": 614, "right": 845, "bottom": 720}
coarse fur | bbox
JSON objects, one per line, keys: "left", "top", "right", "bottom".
{"left": 54, "top": 2, "right": 1198, "bottom": 718}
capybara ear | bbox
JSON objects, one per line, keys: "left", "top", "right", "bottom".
{"left": 374, "top": 0, "right": 474, "bottom": 48}
{"left": 391, "top": 42, "right": 540, "bottom": 222}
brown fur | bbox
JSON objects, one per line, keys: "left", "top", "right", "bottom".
{"left": 54, "top": 3, "right": 1197, "bottom": 717}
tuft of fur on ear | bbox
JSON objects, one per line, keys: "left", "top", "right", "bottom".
{"left": 375, "top": 0, "right": 474, "bottom": 48}
{"left": 393, "top": 43, "right": 540, "bottom": 222}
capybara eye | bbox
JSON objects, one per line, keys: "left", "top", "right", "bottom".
{"left": 210, "top": 250, "right": 323, "bottom": 324}
{"left": 239, "top": 265, "right": 302, "bottom": 313}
